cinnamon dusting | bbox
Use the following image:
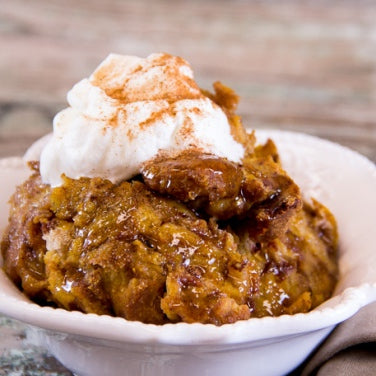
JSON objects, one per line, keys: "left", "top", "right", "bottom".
{"left": 91, "top": 53, "right": 204, "bottom": 104}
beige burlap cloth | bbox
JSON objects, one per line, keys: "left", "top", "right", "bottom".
{"left": 291, "top": 301, "right": 376, "bottom": 375}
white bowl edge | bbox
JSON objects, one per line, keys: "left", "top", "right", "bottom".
{"left": 0, "top": 129, "right": 375, "bottom": 347}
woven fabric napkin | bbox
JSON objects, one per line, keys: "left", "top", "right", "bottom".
{"left": 296, "top": 301, "right": 376, "bottom": 376}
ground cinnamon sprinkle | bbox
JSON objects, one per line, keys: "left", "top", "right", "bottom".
{"left": 91, "top": 53, "right": 203, "bottom": 105}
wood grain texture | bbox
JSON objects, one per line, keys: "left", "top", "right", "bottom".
{"left": 1, "top": 0, "right": 375, "bottom": 161}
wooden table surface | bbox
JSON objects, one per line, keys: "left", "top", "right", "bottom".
{"left": 0, "top": 1, "right": 375, "bottom": 375}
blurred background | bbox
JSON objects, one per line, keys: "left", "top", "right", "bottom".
{"left": 1, "top": 0, "right": 375, "bottom": 162}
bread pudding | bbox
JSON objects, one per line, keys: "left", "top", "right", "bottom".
{"left": 1, "top": 53, "right": 338, "bottom": 325}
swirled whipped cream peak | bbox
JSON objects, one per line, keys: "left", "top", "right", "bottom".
{"left": 39, "top": 53, "right": 245, "bottom": 186}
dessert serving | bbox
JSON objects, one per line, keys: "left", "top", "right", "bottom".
{"left": 1, "top": 53, "right": 338, "bottom": 325}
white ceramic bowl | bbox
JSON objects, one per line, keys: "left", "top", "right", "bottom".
{"left": 1, "top": 130, "right": 376, "bottom": 376}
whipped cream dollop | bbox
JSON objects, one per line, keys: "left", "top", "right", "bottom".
{"left": 40, "top": 53, "right": 245, "bottom": 186}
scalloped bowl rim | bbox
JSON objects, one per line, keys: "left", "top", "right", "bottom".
{"left": 0, "top": 129, "right": 376, "bottom": 346}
